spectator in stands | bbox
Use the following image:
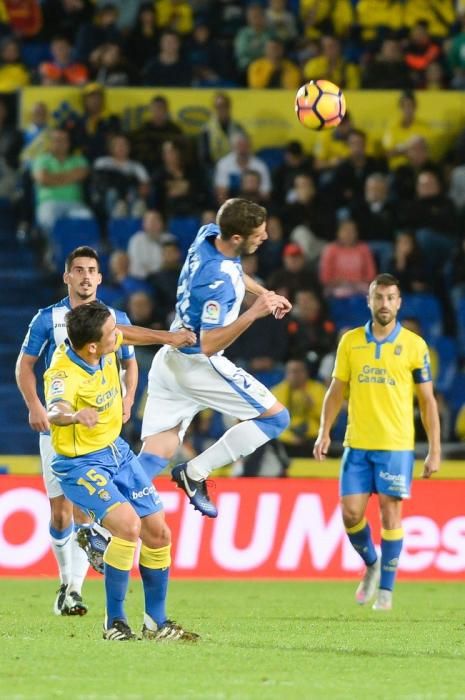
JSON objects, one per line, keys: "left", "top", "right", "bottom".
{"left": 265, "top": 0, "right": 298, "bottom": 48}
{"left": 267, "top": 242, "right": 320, "bottom": 302}
{"left": 448, "top": 238, "right": 465, "bottom": 312}
{"left": 198, "top": 92, "right": 245, "bottom": 169}
{"left": 386, "top": 230, "right": 430, "bottom": 294}
{"left": 449, "top": 163, "right": 465, "bottom": 216}
{"left": 39, "top": 35, "right": 88, "bottom": 86}
{"left": 68, "top": 82, "right": 121, "bottom": 162}
{"left": 208, "top": 1, "right": 245, "bottom": 41}
{"left": 41, "top": 0, "right": 94, "bottom": 41}
{"left": 300, "top": 0, "right": 353, "bottom": 41}
{"left": 0, "top": 97, "right": 22, "bottom": 169}
{"left": 312, "top": 111, "right": 354, "bottom": 173}
{"left": 350, "top": 173, "right": 398, "bottom": 271}
{"left": 362, "top": 39, "right": 413, "bottom": 90}
{"left": 319, "top": 219, "right": 377, "bottom": 298}
{"left": 91, "top": 133, "right": 149, "bottom": 222}
{"left": 247, "top": 38, "right": 301, "bottom": 89}
{"left": 214, "top": 132, "right": 271, "bottom": 204}
{"left": 124, "top": 2, "right": 158, "bottom": 71}
{"left": 403, "top": 0, "right": 455, "bottom": 41}
{"left": 287, "top": 289, "right": 336, "bottom": 372}
{"left": 127, "top": 209, "right": 175, "bottom": 279}
{"left": 332, "top": 129, "right": 387, "bottom": 209}
{"left": 155, "top": 0, "right": 193, "bottom": 36}
{"left": 382, "top": 90, "right": 434, "bottom": 170}
{"left": 142, "top": 29, "right": 192, "bottom": 87}
{"left": 404, "top": 21, "right": 441, "bottom": 89}
{"left": 152, "top": 139, "right": 205, "bottom": 219}
{"left": 303, "top": 35, "right": 360, "bottom": 90}
{"left": 238, "top": 169, "right": 268, "bottom": 206}
{"left": 75, "top": 2, "right": 122, "bottom": 62}
{"left": 272, "top": 140, "right": 314, "bottom": 206}
{"left": 234, "top": 3, "right": 274, "bottom": 75}
{"left": 106, "top": 249, "right": 153, "bottom": 308}
{"left": 90, "top": 41, "right": 136, "bottom": 86}
{"left": 273, "top": 358, "right": 326, "bottom": 457}
{"left": 282, "top": 173, "right": 334, "bottom": 258}
{"left": 390, "top": 135, "right": 436, "bottom": 202}
{"left": 257, "top": 213, "right": 284, "bottom": 279}
{"left": 187, "top": 20, "right": 232, "bottom": 87}
{"left": 447, "top": 8, "right": 465, "bottom": 90}
{"left": 356, "top": 0, "right": 403, "bottom": 44}
{"left": 0, "top": 37, "right": 30, "bottom": 92}
{"left": 3, "top": 0, "right": 42, "bottom": 38}
{"left": 32, "top": 127, "right": 93, "bottom": 238}
{"left": 148, "top": 240, "right": 183, "bottom": 325}
{"left": 20, "top": 101, "right": 50, "bottom": 167}
{"left": 94, "top": 0, "right": 145, "bottom": 31}
{"left": 400, "top": 169, "right": 459, "bottom": 265}
{"left": 130, "top": 95, "right": 183, "bottom": 170}
{"left": 126, "top": 290, "right": 158, "bottom": 328}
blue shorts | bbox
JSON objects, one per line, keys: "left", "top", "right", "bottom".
{"left": 51, "top": 436, "right": 163, "bottom": 522}
{"left": 340, "top": 447, "right": 415, "bottom": 499}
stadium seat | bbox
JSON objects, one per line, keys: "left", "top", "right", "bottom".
{"left": 328, "top": 295, "right": 369, "bottom": 331}
{"left": 108, "top": 217, "right": 142, "bottom": 251}
{"left": 51, "top": 218, "right": 100, "bottom": 271}
{"left": 399, "top": 293, "right": 443, "bottom": 344}
{"left": 256, "top": 147, "right": 285, "bottom": 173}
{"left": 432, "top": 336, "right": 458, "bottom": 395}
{"left": 168, "top": 216, "right": 200, "bottom": 258}
{"left": 455, "top": 296, "right": 465, "bottom": 359}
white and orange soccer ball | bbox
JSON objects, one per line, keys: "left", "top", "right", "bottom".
{"left": 295, "top": 79, "right": 346, "bottom": 130}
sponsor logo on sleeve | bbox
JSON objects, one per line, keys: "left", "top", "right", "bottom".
{"left": 201, "top": 300, "right": 221, "bottom": 324}
{"left": 50, "top": 379, "right": 65, "bottom": 396}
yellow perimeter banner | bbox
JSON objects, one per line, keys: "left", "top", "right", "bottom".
{"left": 20, "top": 86, "right": 464, "bottom": 156}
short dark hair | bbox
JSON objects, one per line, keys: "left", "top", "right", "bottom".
{"left": 370, "top": 273, "right": 401, "bottom": 292}
{"left": 217, "top": 198, "right": 266, "bottom": 240}
{"left": 66, "top": 301, "right": 110, "bottom": 349}
{"left": 65, "top": 247, "right": 100, "bottom": 272}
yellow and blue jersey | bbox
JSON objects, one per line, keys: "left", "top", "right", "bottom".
{"left": 333, "top": 322, "right": 431, "bottom": 451}
{"left": 44, "top": 335, "right": 124, "bottom": 457}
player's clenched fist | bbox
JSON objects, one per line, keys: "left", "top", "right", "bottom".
{"left": 250, "top": 291, "right": 282, "bottom": 319}
{"left": 73, "top": 407, "right": 99, "bottom": 428}
{"left": 168, "top": 329, "right": 197, "bottom": 348}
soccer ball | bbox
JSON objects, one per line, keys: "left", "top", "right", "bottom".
{"left": 295, "top": 79, "right": 346, "bottom": 130}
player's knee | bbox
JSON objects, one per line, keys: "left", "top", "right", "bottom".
{"left": 49, "top": 496, "right": 73, "bottom": 530}
{"left": 254, "top": 408, "right": 290, "bottom": 440}
{"left": 114, "top": 515, "right": 141, "bottom": 542}
{"left": 141, "top": 518, "right": 171, "bottom": 549}
{"left": 342, "top": 505, "right": 364, "bottom": 528}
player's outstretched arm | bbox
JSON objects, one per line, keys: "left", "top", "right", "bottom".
{"left": 200, "top": 290, "right": 281, "bottom": 356}
{"left": 47, "top": 401, "right": 99, "bottom": 428}
{"left": 416, "top": 381, "right": 441, "bottom": 478}
{"left": 243, "top": 273, "right": 292, "bottom": 319}
{"left": 117, "top": 325, "right": 196, "bottom": 348}
{"left": 313, "top": 378, "right": 346, "bottom": 461}
{"left": 15, "top": 352, "right": 50, "bottom": 432}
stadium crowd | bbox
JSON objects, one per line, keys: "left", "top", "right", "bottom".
{"left": 3, "top": 0, "right": 465, "bottom": 469}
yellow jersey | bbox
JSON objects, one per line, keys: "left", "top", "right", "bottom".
{"left": 333, "top": 322, "right": 431, "bottom": 450}
{"left": 44, "top": 336, "right": 123, "bottom": 457}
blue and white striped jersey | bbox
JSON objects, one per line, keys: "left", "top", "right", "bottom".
{"left": 21, "top": 296, "right": 134, "bottom": 368}
{"left": 171, "top": 224, "right": 245, "bottom": 354}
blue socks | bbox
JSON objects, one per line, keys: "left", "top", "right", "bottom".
{"left": 345, "top": 518, "right": 377, "bottom": 566}
{"left": 104, "top": 563, "right": 131, "bottom": 625}
{"left": 380, "top": 528, "right": 404, "bottom": 591}
{"left": 139, "top": 565, "right": 169, "bottom": 626}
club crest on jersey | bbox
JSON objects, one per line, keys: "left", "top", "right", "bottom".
{"left": 98, "top": 489, "right": 111, "bottom": 502}
{"left": 50, "top": 378, "right": 65, "bottom": 396}
{"left": 394, "top": 345, "right": 402, "bottom": 355}
{"left": 202, "top": 300, "right": 221, "bottom": 324}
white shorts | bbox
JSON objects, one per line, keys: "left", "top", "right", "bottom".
{"left": 39, "top": 433, "right": 63, "bottom": 499}
{"left": 141, "top": 346, "right": 277, "bottom": 441}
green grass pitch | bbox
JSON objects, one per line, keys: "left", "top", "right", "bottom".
{"left": 1, "top": 579, "right": 465, "bottom": 699}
